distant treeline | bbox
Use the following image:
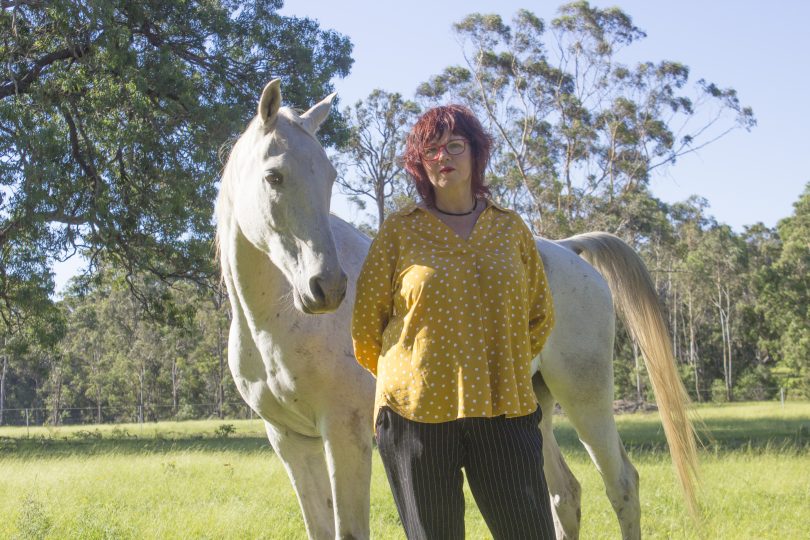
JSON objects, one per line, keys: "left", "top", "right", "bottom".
{"left": 0, "top": 184, "right": 807, "bottom": 426}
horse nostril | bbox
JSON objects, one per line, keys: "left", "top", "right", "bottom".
{"left": 309, "top": 275, "right": 327, "bottom": 304}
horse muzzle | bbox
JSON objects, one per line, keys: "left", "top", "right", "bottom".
{"left": 297, "top": 270, "right": 348, "bottom": 314}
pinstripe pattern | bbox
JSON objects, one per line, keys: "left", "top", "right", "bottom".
{"left": 376, "top": 406, "right": 555, "bottom": 540}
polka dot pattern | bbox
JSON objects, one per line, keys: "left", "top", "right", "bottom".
{"left": 351, "top": 200, "right": 555, "bottom": 424}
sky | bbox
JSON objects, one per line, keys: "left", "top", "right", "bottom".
{"left": 52, "top": 0, "right": 810, "bottom": 292}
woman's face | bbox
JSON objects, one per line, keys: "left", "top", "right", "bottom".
{"left": 422, "top": 131, "right": 473, "bottom": 192}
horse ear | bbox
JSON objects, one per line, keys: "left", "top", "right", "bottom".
{"left": 300, "top": 92, "right": 337, "bottom": 134}
{"left": 258, "top": 79, "right": 282, "bottom": 127}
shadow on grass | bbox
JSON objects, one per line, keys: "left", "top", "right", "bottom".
{"left": 1, "top": 410, "right": 808, "bottom": 459}
{"left": 0, "top": 432, "right": 273, "bottom": 459}
{"left": 550, "top": 411, "right": 810, "bottom": 456}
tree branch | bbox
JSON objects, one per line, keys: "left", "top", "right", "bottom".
{"left": 0, "top": 41, "right": 91, "bottom": 99}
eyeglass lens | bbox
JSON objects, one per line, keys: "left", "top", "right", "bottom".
{"left": 424, "top": 140, "right": 466, "bottom": 160}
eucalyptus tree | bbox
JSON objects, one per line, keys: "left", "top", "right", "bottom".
{"left": 754, "top": 184, "right": 810, "bottom": 396}
{"left": 336, "top": 89, "right": 420, "bottom": 228}
{"left": 417, "top": 2, "right": 755, "bottom": 237}
{"left": 0, "top": 304, "right": 63, "bottom": 424}
{"left": 0, "top": 0, "right": 354, "bottom": 323}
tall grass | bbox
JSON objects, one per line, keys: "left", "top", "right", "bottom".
{"left": 1, "top": 402, "right": 807, "bottom": 539}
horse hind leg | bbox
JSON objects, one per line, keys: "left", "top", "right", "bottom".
{"left": 264, "top": 421, "right": 335, "bottom": 540}
{"left": 560, "top": 397, "right": 640, "bottom": 540}
{"left": 533, "top": 373, "right": 582, "bottom": 539}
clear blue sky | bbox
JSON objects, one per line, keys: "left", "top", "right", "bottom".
{"left": 52, "top": 0, "right": 810, "bottom": 292}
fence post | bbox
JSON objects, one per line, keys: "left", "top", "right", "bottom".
{"left": 780, "top": 387, "right": 785, "bottom": 409}
{"left": 25, "top": 408, "right": 29, "bottom": 438}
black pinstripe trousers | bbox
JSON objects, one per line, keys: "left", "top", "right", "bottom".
{"left": 375, "top": 406, "right": 555, "bottom": 540}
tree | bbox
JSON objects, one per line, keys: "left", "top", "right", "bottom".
{"left": 0, "top": 0, "right": 353, "bottom": 320}
{"left": 416, "top": 3, "right": 755, "bottom": 237}
{"left": 44, "top": 262, "right": 241, "bottom": 423}
{"left": 336, "top": 89, "right": 420, "bottom": 229}
{"left": 0, "top": 303, "right": 63, "bottom": 424}
{"left": 685, "top": 224, "right": 747, "bottom": 401}
{"left": 755, "top": 183, "right": 810, "bottom": 396}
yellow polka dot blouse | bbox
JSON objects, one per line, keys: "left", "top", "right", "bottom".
{"left": 351, "top": 199, "right": 555, "bottom": 424}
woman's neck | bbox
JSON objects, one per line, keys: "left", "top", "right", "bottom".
{"left": 433, "top": 186, "right": 475, "bottom": 214}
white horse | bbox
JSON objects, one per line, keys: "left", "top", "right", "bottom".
{"left": 215, "top": 80, "right": 698, "bottom": 540}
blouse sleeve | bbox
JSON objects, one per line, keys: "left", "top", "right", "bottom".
{"left": 351, "top": 218, "right": 398, "bottom": 376}
{"left": 519, "top": 220, "right": 555, "bottom": 358}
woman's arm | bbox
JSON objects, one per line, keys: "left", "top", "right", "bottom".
{"left": 351, "top": 219, "right": 398, "bottom": 376}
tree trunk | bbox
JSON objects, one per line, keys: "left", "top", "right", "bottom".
{"left": 138, "top": 363, "right": 145, "bottom": 423}
{"left": 688, "top": 291, "right": 700, "bottom": 402}
{"left": 376, "top": 176, "right": 385, "bottom": 230}
{"left": 724, "top": 287, "right": 733, "bottom": 402}
{"left": 171, "top": 357, "right": 179, "bottom": 415}
{"left": 671, "top": 278, "right": 679, "bottom": 362}
{"left": 0, "top": 351, "right": 7, "bottom": 426}
{"left": 92, "top": 349, "right": 102, "bottom": 423}
{"left": 716, "top": 282, "right": 732, "bottom": 401}
{"left": 217, "top": 322, "right": 225, "bottom": 419}
{"left": 50, "top": 360, "right": 62, "bottom": 426}
{"left": 215, "top": 289, "right": 227, "bottom": 419}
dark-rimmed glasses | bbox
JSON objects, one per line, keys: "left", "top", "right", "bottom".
{"left": 423, "top": 139, "right": 467, "bottom": 161}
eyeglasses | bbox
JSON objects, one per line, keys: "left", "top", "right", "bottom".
{"left": 423, "top": 139, "right": 467, "bottom": 161}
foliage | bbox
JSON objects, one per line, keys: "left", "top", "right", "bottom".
{"left": 335, "top": 89, "right": 420, "bottom": 229}
{"left": 416, "top": 2, "right": 755, "bottom": 238}
{"left": 214, "top": 423, "right": 235, "bottom": 438}
{"left": 0, "top": 0, "right": 353, "bottom": 319}
{"left": 13, "top": 494, "right": 52, "bottom": 540}
{"left": 753, "top": 183, "right": 810, "bottom": 397}
{"left": 1, "top": 265, "right": 238, "bottom": 424}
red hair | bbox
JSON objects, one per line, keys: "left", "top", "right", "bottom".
{"left": 402, "top": 105, "right": 493, "bottom": 207}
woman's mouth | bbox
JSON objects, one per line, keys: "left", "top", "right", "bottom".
{"left": 439, "top": 166, "right": 455, "bottom": 173}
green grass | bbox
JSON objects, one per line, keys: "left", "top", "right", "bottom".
{"left": 1, "top": 402, "right": 808, "bottom": 539}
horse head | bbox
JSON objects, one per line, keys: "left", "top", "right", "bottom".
{"left": 220, "top": 79, "right": 347, "bottom": 314}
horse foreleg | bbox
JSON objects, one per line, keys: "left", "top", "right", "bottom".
{"left": 321, "top": 409, "right": 373, "bottom": 540}
{"left": 534, "top": 373, "right": 582, "bottom": 540}
{"left": 265, "top": 421, "right": 335, "bottom": 540}
{"left": 561, "top": 401, "right": 640, "bottom": 540}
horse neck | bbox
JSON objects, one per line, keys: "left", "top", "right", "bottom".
{"left": 221, "top": 219, "right": 295, "bottom": 334}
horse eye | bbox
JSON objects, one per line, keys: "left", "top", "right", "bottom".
{"left": 265, "top": 170, "right": 283, "bottom": 185}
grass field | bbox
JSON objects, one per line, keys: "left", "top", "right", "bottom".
{"left": 1, "top": 401, "right": 808, "bottom": 539}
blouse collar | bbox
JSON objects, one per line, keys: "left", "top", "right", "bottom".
{"left": 402, "top": 197, "right": 510, "bottom": 216}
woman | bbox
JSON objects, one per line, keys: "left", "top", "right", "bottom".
{"left": 352, "top": 105, "right": 556, "bottom": 539}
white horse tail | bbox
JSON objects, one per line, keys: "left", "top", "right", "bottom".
{"left": 559, "top": 231, "right": 700, "bottom": 517}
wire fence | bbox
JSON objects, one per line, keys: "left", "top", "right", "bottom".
{"left": 0, "top": 402, "right": 257, "bottom": 428}
{"left": 1, "top": 387, "right": 801, "bottom": 429}
{"left": 624, "top": 382, "right": 799, "bottom": 402}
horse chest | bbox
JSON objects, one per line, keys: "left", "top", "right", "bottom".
{"left": 230, "top": 344, "right": 321, "bottom": 436}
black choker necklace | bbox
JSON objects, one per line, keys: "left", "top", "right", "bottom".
{"left": 434, "top": 198, "right": 477, "bottom": 216}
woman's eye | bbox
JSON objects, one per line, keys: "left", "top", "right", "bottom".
{"left": 265, "top": 171, "right": 283, "bottom": 185}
